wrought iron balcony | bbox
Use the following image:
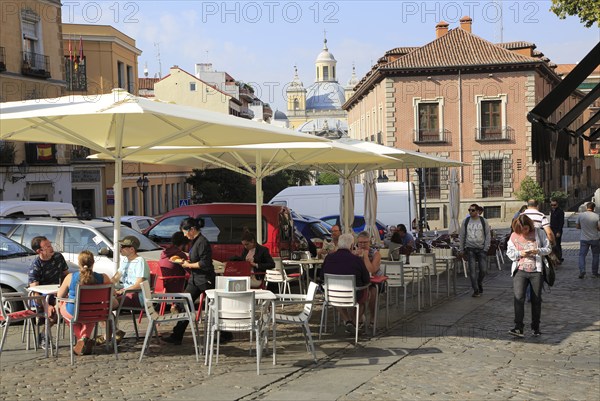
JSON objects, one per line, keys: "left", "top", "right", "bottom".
{"left": 70, "top": 146, "right": 91, "bottom": 161}
{"left": 21, "top": 51, "right": 50, "bottom": 79}
{"left": 239, "top": 106, "right": 255, "bottom": 119}
{"left": 239, "top": 87, "right": 255, "bottom": 102}
{"left": 475, "top": 126, "right": 514, "bottom": 142}
{"left": 413, "top": 128, "right": 450, "bottom": 144}
{"left": 0, "top": 47, "right": 6, "bottom": 72}
{"left": 483, "top": 184, "right": 504, "bottom": 198}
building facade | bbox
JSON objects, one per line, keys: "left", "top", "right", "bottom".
{"left": 344, "top": 18, "right": 584, "bottom": 228}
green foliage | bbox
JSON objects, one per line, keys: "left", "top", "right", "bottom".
{"left": 316, "top": 172, "right": 339, "bottom": 185}
{"left": 186, "top": 168, "right": 254, "bottom": 203}
{"left": 550, "top": 190, "right": 568, "bottom": 207}
{"left": 262, "top": 169, "right": 314, "bottom": 203}
{"left": 551, "top": 0, "right": 599, "bottom": 27}
{"left": 514, "top": 176, "right": 545, "bottom": 204}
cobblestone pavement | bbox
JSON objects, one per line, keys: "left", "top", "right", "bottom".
{"left": 1, "top": 227, "right": 598, "bottom": 401}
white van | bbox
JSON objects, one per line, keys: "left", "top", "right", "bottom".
{"left": 0, "top": 201, "right": 77, "bottom": 217}
{"left": 269, "top": 182, "right": 418, "bottom": 229}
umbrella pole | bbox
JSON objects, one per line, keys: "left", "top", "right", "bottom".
{"left": 112, "top": 157, "right": 123, "bottom": 272}
{"left": 255, "top": 153, "right": 263, "bottom": 244}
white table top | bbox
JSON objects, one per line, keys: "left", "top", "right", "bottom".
{"left": 26, "top": 284, "right": 59, "bottom": 295}
{"left": 282, "top": 259, "right": 324, "bottom": 265}
{"left": 204, "top": 289, "right": 276, "bottom": 300}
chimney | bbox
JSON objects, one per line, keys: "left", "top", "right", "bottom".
{"left": 436, "top": 21, "right": 449, "bottom": 38}
{"left": 460, "top": 16, "right": 472, "bottom": 33}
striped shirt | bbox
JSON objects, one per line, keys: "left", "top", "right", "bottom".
{"left": 521, "top": 208, "right": 549, "bottom": 230}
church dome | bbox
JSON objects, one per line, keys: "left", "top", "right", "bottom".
{"left": 306, "top": 82, "right": 346, "bottom": 110}
{"left": 273, "top": 110, "right": 289, "bottom": 120}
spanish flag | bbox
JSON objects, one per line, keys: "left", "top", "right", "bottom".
{"left": 36, "top": 144, "right": 53, "bottom": 161}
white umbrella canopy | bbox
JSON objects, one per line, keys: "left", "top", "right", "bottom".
{"left": 363, "top": 170, "right": 380, "bottom": 245}
{"left": 448, "top": 168, "right": 461, "bottom": 234}
{"left": 89, "top": 141, "right": 397, "bottom": 242}
{"left": 0, "top": 89, "right": 329, "bottom": 263}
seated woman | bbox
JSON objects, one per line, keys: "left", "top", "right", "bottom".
{"left": 158, "top": 231, "right": 190, "bottom": 312}
{"left": 57, "top": 250, "right": 114, "bottom": 356}
{"left": 234, "top": 231, "right": 275, "bottom": 288}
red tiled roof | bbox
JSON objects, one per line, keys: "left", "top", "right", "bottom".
{"left": 381, "top": 28, "right": 542, "bottom": 71}
{"left": 138, "top": 78, "right": 159, "bottom": 90}
{"left": 496, "top": 41, "right": 536, "bottom": 50}
{"left": 385, "top": 47, "right": 418, "bottom": 56}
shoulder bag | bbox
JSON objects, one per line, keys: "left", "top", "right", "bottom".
{"left": 535, "top": 229, "right": 555, "bottom": 286}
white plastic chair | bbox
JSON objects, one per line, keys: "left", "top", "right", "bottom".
{"left": 319, "top": 274, "right": 367, "bottom": 344}
{"left": 0, "top": 288, "right": 45, "bottom": 353}
{"left": 207, "top": 291, "right": 264, "bottom": 375}
{"left": 138, "top": 280, "right": 200, "bottom": 362}
{"left": 432, "top": 247, "right": 457, "bottom": 296}
{"left": 273, "top": 281, "right": 319, "bottom": 361}
{"left": 382, "top": 261, "right": 409, "bottom": 318}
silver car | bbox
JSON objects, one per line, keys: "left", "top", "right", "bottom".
{"left": 0, "top": 234, "right": 76, "bottom": 314}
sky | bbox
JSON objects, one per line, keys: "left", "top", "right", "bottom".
{"left": 62, "top": 0, "right": 600, "bottom": 112}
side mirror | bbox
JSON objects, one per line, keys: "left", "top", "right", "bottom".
{"left": 99, "top": 247, "right": 113, "bottom": 258}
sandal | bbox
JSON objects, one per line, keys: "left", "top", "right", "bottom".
{"left": 73, "top": 339, "right": 86, "bottom": 355}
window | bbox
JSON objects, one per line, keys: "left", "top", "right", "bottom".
{"left": 117, "top": 61, "right": 125, "bottom": 88}
{"left": 293, "top": 98, "right": 299, "bottom": 110}
{"left": 323, "top": 66, "right": 329, "bottom": 81}
{"left": 425, "top": 207, "right": 440, "bottom": 221}
{"left": 423, "top": 168, "right": 440, "bottom": 199}
{"left": 190, "top": 82, "right": 196, "bottom": 91}
{"left": 476, "top": 94, "right": 508, "bottom": 140}
{"left": 418, "top": 103, "right": 439, "bottom": 140}
{"left": 483, "top": 206, "right": 501, "bottom": 219}
{"left": 482, "top": 159, "right": 503, "bottom": 198}
{"left": 21, "top": 9, "right": 49, "bottom": 78}
{"left": 127, "top": 65, "right": 134, "bottom": 93}
{"left": 65, "top": 56, "right": 87, "bottom": 91}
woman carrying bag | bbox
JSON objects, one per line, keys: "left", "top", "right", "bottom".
{"left": 506, "top": 214, "right": 551, "bottom": 338}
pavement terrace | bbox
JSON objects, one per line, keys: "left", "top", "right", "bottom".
{"left": 0, "top": 224, "right": 598, "bottom": 401}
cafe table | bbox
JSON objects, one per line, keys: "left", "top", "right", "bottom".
{"left": 25, "top": 284, "right": 59, "bottom": 358}
{"left": 282, "top": 258, "right": 324, "bottom": 291}
{"left": 203, "top": 289, "right": 277, "bottom": 365}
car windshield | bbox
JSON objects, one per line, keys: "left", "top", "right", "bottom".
{"left": 0, "top": 234, "right": 35, "bottom": 258}
{"left": 96, "top": 226, "right": 163, "bottom": 251}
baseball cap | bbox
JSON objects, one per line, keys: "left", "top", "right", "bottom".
{"left": 119, "top": 235, "right": 140, "bottom": 250}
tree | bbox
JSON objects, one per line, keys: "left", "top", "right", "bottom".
{"left": 316, "top": 172, "right": 339, "bottom": 185}
{"left": 186, "top": 168, "right": 254, "bottom": 203}
{"left": 514, "top": 176, "right": 545, "bottom": 204}
{"left": 550, "top": 0, "right": 599, "bottom": 27}
{"left": 262, "top": 169, "right": 314, "bottom": 203}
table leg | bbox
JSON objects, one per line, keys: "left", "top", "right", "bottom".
{"left": 271, "top": 300, "right": 276, "bottom": 365}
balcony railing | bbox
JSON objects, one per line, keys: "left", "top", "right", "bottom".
{"left": 239, "top": 106, "right": 255, "bottom": 119}
{"left": 483, "top": 184, "right": 503, "bottom": 198}
{"left": 0, "top": 47, "right": 6, "bottom": 72}
{"left": 425, "top": 187, "right": 441, "bottom": 199}
{"left": 239, "top": 87, "right": 255, "bottom": 101}
{"left": 21, "top": 51, "right": 50, "bottom": 78}
{"left": 70, "top": 146, "right": 91, "bottom": 161}
{"left": 475, "top": 126, "right": 514, "bottom": 142}
{"left": 413, "top": 128, "right": 449, "bottom": 144}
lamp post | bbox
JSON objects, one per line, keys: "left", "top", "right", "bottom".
{"left": 10, "top": 161, "right": 29, "bottom": 183}
{"left": 136, "top": 174, "right": 149, "bottom": 215}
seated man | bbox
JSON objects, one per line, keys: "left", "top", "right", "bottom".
{"left": 388, "top": 224, "right": 415, "bottom": 261}
{"left": 320, "top": 233, "right": 377, "bottom": 331}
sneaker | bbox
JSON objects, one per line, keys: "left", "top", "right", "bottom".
{"left": 508, "top": 328, "right": 524, "bottom": 338}
{"left": 532, "top": 329, "right": 542, "bottom": 337}
{"left": 344, "top": 321, "right": 355, "bottom": 334}
{"left": 73, "top": 339, "right": 86, "bottom": 355}
{"left": 115, "top": 329, "right": 126, "bottom": 344}
{"left": 578, "top": 272, "right": 586, "bottom": 279}
{"left": 592, "top": 273, "right": 600, "bottom": 278}
{"left": 94, "top": 335, "right": 106, "bottom": 346}
{"left": 161, "top": 335, "right": 182, "bottom": 345}
{"left": 472, "top": 291, "right": 481, "bottom": 297}
{"left": 38, "top": 332, "right": 46, "bottom": 350}
{"left": 478, "top": 284, "right": 483, "bottom": 294}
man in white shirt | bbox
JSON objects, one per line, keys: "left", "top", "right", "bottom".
{"left": 576, "top": 202, "right": 600, "bottom": 278}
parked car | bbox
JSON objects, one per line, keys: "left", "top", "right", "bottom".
{"left": 99, "top": 216, "right": 157, "bottom": 233}
{"left": 291, "top": 211, "right": 332, "bottom": 242}
{"left": 4, "top": 218, "right": 162, "bottom": 278}
{"left": 0, "top": 234, "right": 77, "bottom": 314}
{"left": 143, "top": 203, "right": 294, "bottom": 262}
{"left": 320, "top": 215, "right": 388, "bottom": 240}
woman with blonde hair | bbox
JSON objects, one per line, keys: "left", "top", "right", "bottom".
{"left": 57, "top": 250, "right": 112, "bottom": 355}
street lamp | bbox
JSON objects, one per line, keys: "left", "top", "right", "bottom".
{"left": 136, "top": 174, "right": 149, "bottom": 215}
{"left": 10, "top": 161, "right": 29, "bottom": 183}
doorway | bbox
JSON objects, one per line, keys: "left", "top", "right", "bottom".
{"left": 72, "top": 188, "right": 95, "bottom": 218}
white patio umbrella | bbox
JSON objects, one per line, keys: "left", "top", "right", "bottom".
{"left": 89, "top": 141, "right": 397, "bottom": 241}
{"left": 363, "top": 170, "right": 379, "bottom": 244}
{"left": 0, "top": 89, "right": 328, "bottom": 263}
{"left": 448, "top": 168, "right": 461, "bottom": 234}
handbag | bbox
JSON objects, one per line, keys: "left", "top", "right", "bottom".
{"left": 535, "top": 229, "right": 555, "bottom": 286}
{"left": 543, "top": 255, "right": 556, "bottom": 286}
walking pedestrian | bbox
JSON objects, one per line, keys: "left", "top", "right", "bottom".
{"left": 576, "top": 202, "right": 600, "bottom": 278}
{"left": 549, "top": 199, "right": 565, "bottom": 263}
{"left": 506, "top": 214, "right": 551, "bottom": 338}
{"left": 458, "top": 203, "right": 490, "bottom": 297}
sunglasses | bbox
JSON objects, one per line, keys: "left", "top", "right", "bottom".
{"left": 468, "top": 208, "right": 477, "bottom": 212}
{"left": 551, "top": 204, "right": 557, "bottom": 207}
